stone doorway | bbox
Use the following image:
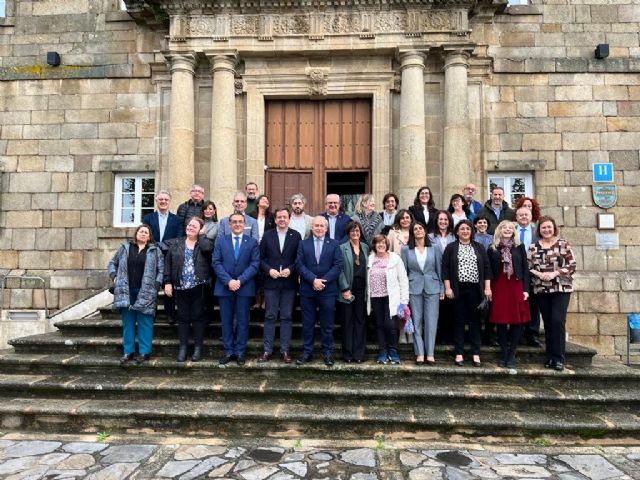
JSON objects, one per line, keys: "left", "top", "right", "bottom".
{"left": 265, "top": 98, "right": 371, "bottom": 214}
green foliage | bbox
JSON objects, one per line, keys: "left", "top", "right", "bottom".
{"left": 96, "top": 430, "right": 111, "bottom": 442}
{"left": 531, "top": 437, "right": 551, "bottom": 447}
{"left": 375, "top": 436, "right": 385, "bottom": 450}
{"left": 293, "top": 439, "right": 302, "bottom": 449}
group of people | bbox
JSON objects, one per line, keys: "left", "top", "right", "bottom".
{"left": 108, "top": 181, "right": 576, "bottom": 371}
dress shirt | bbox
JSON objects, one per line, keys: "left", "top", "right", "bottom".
{"left": 314, "top": 236, "right": 325, "bottom": 262}
{"left": 327, "top": 215, "right": 337, "bottom": 239}
{"left": 277, "top": 229, "right": 287, "bottom": 253}
{"left": 415, "top": 247, "right": 428, "bottom": 271}
{"left": 519, "top": 224, "right": 532, "bottom": 250}
{"left": 383, "top": 210, "right": 396, "bottom": 226}
{"left": 157, "top": 211, "right": 168, "bottom": 242}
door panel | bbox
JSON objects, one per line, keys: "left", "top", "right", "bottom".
{"left": 266, "top": 171, "right": 313, "bottom": 212}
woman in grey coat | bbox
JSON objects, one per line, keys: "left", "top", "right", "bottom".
{"left": 402, "top": 221, "right": 444, "bottom": 365}
{"left": 108, "top": 224, "right": 164, "bottom": 365}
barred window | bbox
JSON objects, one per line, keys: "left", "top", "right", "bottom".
{"left": 488, "top": 173, "right": 533, "bottom": 208}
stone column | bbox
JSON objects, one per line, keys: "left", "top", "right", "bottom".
{"left": 167, "top": 54, "right": 196, "bottom": 203}
{"left": 209, "top": 54, "right": 238, "bottom": 216}
{"left": 398, "top": 51, "right": 427, "bottom": 207}
{"left": 443, "top": 49, "right": 471, "bottom": 198}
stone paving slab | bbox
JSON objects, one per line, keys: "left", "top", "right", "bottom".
{"left": 0, "top": 434, "right": 639, "bottom": 480}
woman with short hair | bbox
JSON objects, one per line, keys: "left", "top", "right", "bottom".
{"left": 108, "top": 224, "right": 164, "bottom": 365}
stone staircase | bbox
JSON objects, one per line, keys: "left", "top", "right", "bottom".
{"left": 1, "top": 305, "right": 640, "bottom": 441}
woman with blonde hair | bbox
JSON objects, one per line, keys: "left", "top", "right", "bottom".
{"left": 487, "top": 220, "right": 530, "bottom": 368}
{"left": 351, "top": 194, "right": 383, "bottom": 246}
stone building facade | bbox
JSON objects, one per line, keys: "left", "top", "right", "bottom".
{"left": 0, "top": 0, "right": 638, "bottom": 358}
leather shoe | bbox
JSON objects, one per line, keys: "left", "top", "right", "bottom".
{"left": 544, "top": 359, "right": 556, "bottom": 369}
{"left": 323, "top": 355, "right": 334, "bottom": 367}
{"left": 281, "top": 352, "right": 292, "bottom": 364}
{"left": 554, "top": 362, "right": 565, "bottom": 371}
{"left": 455, "top": 359, "right": 464, "bottom": 367}
{"left": 177, "top": 345, "right": 188, "bottom": 363}
{"left": 472, "top": 360, "right": 482, "bottom": 368}
{"left": 191, "top": 346, "right": 202, "bottom": 362}
{"left": 415, "top": 359, "right": 424, "bottom": 366}
{"left": 296, "top": 354, "right": 313, "bottom": 365}
{"left": 136, "top": 353, "right": 151, "bottom": 365}
{"left": 120, "top": 353, "right": 134, "bottom": 364}
{"left": 219, "top": 354, "right": 236, "bottom": 365}
{"left": 526, "top": 338, "right": 542, "bottom": 348}
{"left": 426, "top": 359, "right": 435, "bottom": 366}
{"left": 237, "top": 356, "right": 246, "bottom": 366}
{"left": 257, "top": 352, "right": 272, "bottom": 363}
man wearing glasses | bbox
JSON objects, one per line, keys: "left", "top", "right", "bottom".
{"left": 218, "top": 192, "right": 259, "bottom": 241}
{"left": 177, "top": 184, "right": 206, "bottom": 229}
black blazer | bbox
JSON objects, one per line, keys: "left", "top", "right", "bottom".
{"left": 441, "top": 240, "right": 492, "bottom": 297}
{"left": 249, "top": 211, "right": 276, "bottom": 234}
{"left": 488, "top": 243, "right": 529, "bottom": 290}
{"left": 408, "top": 205, "right": 438, "bottom": 234}
{"left": 260, "top": 228, "right": 302, "bottom": 290}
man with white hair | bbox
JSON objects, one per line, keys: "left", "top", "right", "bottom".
{"left": 176, "top": 184, "right": 206, "bottom": 228}
{"left": 289, "top": 193, "right": 313, "bottom": 239}
{"left": 218, "top": 191, "right": 259, "bottom": 241}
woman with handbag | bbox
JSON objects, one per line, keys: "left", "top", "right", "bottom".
{"left": 108, "top": 224, "right": 164, "bottom": 365}
{"left": 337, "top": 221, "right": 369, "bottom": 363}
{"left": 488, "top": 220, "right": 530, "bottom": 368}
{"left": 401, "top": 221, "right": 444, "bottom": 365}
{"left": 442, "top": 220, "right": 492, "bottom": 367}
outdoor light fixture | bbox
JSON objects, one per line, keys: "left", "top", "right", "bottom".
{"left": 595, "top": 44, "right": 609, "bottom": 59}
{"left": 47, "top": 51, "right": 61, "bottom": 66}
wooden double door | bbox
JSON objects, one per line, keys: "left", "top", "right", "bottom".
{"left": 265, "top": 99, "right": 371, "bottom": 215}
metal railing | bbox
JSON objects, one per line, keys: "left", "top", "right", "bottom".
{"left": 0, "top": 274, "right": 48, "bottom": 319}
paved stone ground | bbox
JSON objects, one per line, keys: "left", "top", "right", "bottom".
{"left": 0, "top": 434, "right": 638, "bottom": 480}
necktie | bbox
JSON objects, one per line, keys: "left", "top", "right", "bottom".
{"left": 234, "top": 236, "right": 240, "bottom": 259}
{"left": 520, "top": 227, "right": 526, "bottom": 244}
{"left": 315, "top": 239, "right": 322, "bottom": 263}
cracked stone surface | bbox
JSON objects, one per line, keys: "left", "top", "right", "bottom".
{"left": 0, "top": 437, "right": 638, "bottom": 480}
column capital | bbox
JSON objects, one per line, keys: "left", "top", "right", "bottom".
{"left": 166, "top": 53, "right": 197, "bottom": 75}
{"left": 442, "top": 46, "right": 473, "bottom": 70}
{"left": 398, "top": 50, "right": 427, "bottom": 71}
{"left": 207, "top": 53, "right": 239, "bottom": 75}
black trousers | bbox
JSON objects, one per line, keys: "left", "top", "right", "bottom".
{"left": 175, "top": 284, "right": 208, "bottom": 348}
{"left": 496, "top": 323, "right": 524, "bottom": 362}
{"left": 452, "top": 282, "right": 482, "bottom": 356}
{"left": 436, "top": 298, "right": 454, "bottom": 344}
{"left": 338, "top": 277, "right": 367, "bottom": 361}
{"left": 537, "top": 292, "right": 571, "bottom": 363}
{"left": 525, "top": 289, "right": 541, "bottom": 340}
{"left": 370, "top": 296, "right": 398, "bottom": 353}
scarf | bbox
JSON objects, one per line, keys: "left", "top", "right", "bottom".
{"left": 499, "top": 239, "right": 515, "bottom": 279}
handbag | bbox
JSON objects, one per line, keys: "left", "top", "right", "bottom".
{"left": 477, "top": 297, "right": 490, "bottom": 317}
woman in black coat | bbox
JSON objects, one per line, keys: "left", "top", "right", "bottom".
{"left": 408, "top": 186, "right": 438, "bottom": 234}
{"left": 442, "top": 220, "right": 492, "bottom": 367}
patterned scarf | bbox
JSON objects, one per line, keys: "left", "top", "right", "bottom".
{"left": 359, "top": 211, "right": 381, "bottom": 243}
{"left": 499, "top": 239, "right": 515, "bottom": 279}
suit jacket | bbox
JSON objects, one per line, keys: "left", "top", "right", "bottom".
{"left": 218, "top": 213, "right": 259, "bottom": 241}
{"left": 515, "top": 223, "right": 539, "bottom": 251}
{"left": 295, "top": 236, "right": 343, "bottom": 297}
{"left": 401, "top": 245, "right": 444, "bottom": 296}
{"left": 212, "top": 233, "right": 260, "bottom": 297}
{"left": 442, "top": 240, "right": 492, "bottom": 298}
{"left": 260, "top": 228, "right": 302, "bottom": 290}
{"left": 142, "top": 211, "right": 183, "bottom": 243}
{"left": 321, "top": 212, "right": 351, "bottom": 243}
{"left": 408, "top": 205, "right": 438, "bottom": 234}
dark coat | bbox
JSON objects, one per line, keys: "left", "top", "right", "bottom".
{"left": 260, "top": 228, "right": 302, "bottom": 290}
{"left": 249, "top": 210, "right": 277, "bottom": 235}
{"left": 408, "top": 205, "right": 438, "bottom": 234}
{"left": 176, "top": 199, "right": 205, "bottom": 228}
{"left": 107, "top": 241, "right": 164, "bottom": 316}
{"left": 321, "top": 212, "right": 351, "bottom": 243}
{"left": 212, "top": 233, "right": 260, "bottom": 297}
{"left": 442, "top": 240, "right": 493, "bottom": 298}
{"left": 296, "top": 236, "right": 343, "bottom": 297}
{"left": 476, "top": 200, "right": 516, "bottom": 235}
{"left": 488, "top": 243, "right": 530, "bottom": 291}
{"left": 142, "top": 211, "right": 183, "bottom": 243}
{"left": 163, "top": 236, "right": 213, "bottom": 288}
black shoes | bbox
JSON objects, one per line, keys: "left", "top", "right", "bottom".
{"left": 526, "top": 337, "right": 542, "bottom": 348}
{"left": 455, "top": 359, "right": 464, "bottom": 367}
{"left": 120, "top": 353, "right": 134, "bottom": 364}
{"left": 237, "top": 356, "right": 246, "bottom": 366}
{"left": 177, "top": 345, "right": 188, "bottom": 363}
{"left": 544, "top": 359, "right": 556, "bottom": 369}
{"left": 296, "top": 354, "right": 313, "bottom": 365}
{"left": 219, "top": 354, "right": 236, "bottom": 365}
{"left": 136, "top": 354, "right": 151, "bottom": 365}
{"left": 554, "top": 362, "right": 565, "bottom": 371}
{"left": 257, "top": 352, "right": 272, "bottom": 363}
{"left": 191, "top": 346, "right": 202, "bottom": 362}
{"left": 323, "top": 355, "right": 334, "bottom": 367}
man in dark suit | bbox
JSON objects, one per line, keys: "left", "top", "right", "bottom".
{"left": 516, "top": 206, "right": 542, "bottom": 347}
{"left": 321, "top": 193, "right": 351, "bottom": 244}
{"left": 295, "top": 215, "right": 343, "bottom": 367}
{"left": 213, "top": 213, "right": 260, "bottom": 365}
{"left": 257, "top": 207, "right": 302, "bottom": 364}
{"left": 142, "top": 189, "right": 183, "bottom": 323}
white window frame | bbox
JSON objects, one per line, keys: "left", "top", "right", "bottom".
{"left": 113, "top": 173, "right": 155, "bottom": 227}
{"left": 487, "top": 172, "right": 534, "bottom": 208}
{"left": 0, "top": 1, "right": 6, "bottom": 17}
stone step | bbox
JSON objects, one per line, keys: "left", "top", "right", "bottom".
{"left": 0, "top": 395, "right": 638, "bottom": 439}
{"left": 9, "top": 331, "right": 596, "bottom": 367}
{"left": 0, "top": 372, "right": 637, "bottom": 408}
{"left": 0, "top": 352, "right": 635, "bottom": 391}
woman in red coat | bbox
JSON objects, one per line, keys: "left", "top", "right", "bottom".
{"left": 488, "top": 220, "right": 530, "bottom": 368}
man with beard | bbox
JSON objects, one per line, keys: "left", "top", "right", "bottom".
{"left": 289, "top": 193, "right": 313, "bottom": 239}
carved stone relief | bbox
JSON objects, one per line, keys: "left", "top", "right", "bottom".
{"left": 307, "top": 69, "right": 328, "bottom": 96}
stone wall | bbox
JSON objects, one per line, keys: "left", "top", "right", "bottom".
{"left": 477, "top": 0, "right": 640, "bottom": 358}
{"left": 0, "top": 0, "right": 162, "bottom": 310}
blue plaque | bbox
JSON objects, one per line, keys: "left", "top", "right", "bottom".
{"left": 592, "top": 185, "right": 617, "bottom": 209}
{"left": 593, "top": 163, "right": 614, "bottom": 183}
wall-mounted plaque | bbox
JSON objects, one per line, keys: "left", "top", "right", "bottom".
{"left": 592, "top": 185, "right": 617, "bottom": 209}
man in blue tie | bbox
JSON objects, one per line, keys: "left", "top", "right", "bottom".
{"left": 516, "top": 206, "right": 541, "bottom": 347}
{"left": 295, "top": 216, "right": 343, "bottom": 367}
{"left": 213, "top": 213, "right": 260, "bottom": 365}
